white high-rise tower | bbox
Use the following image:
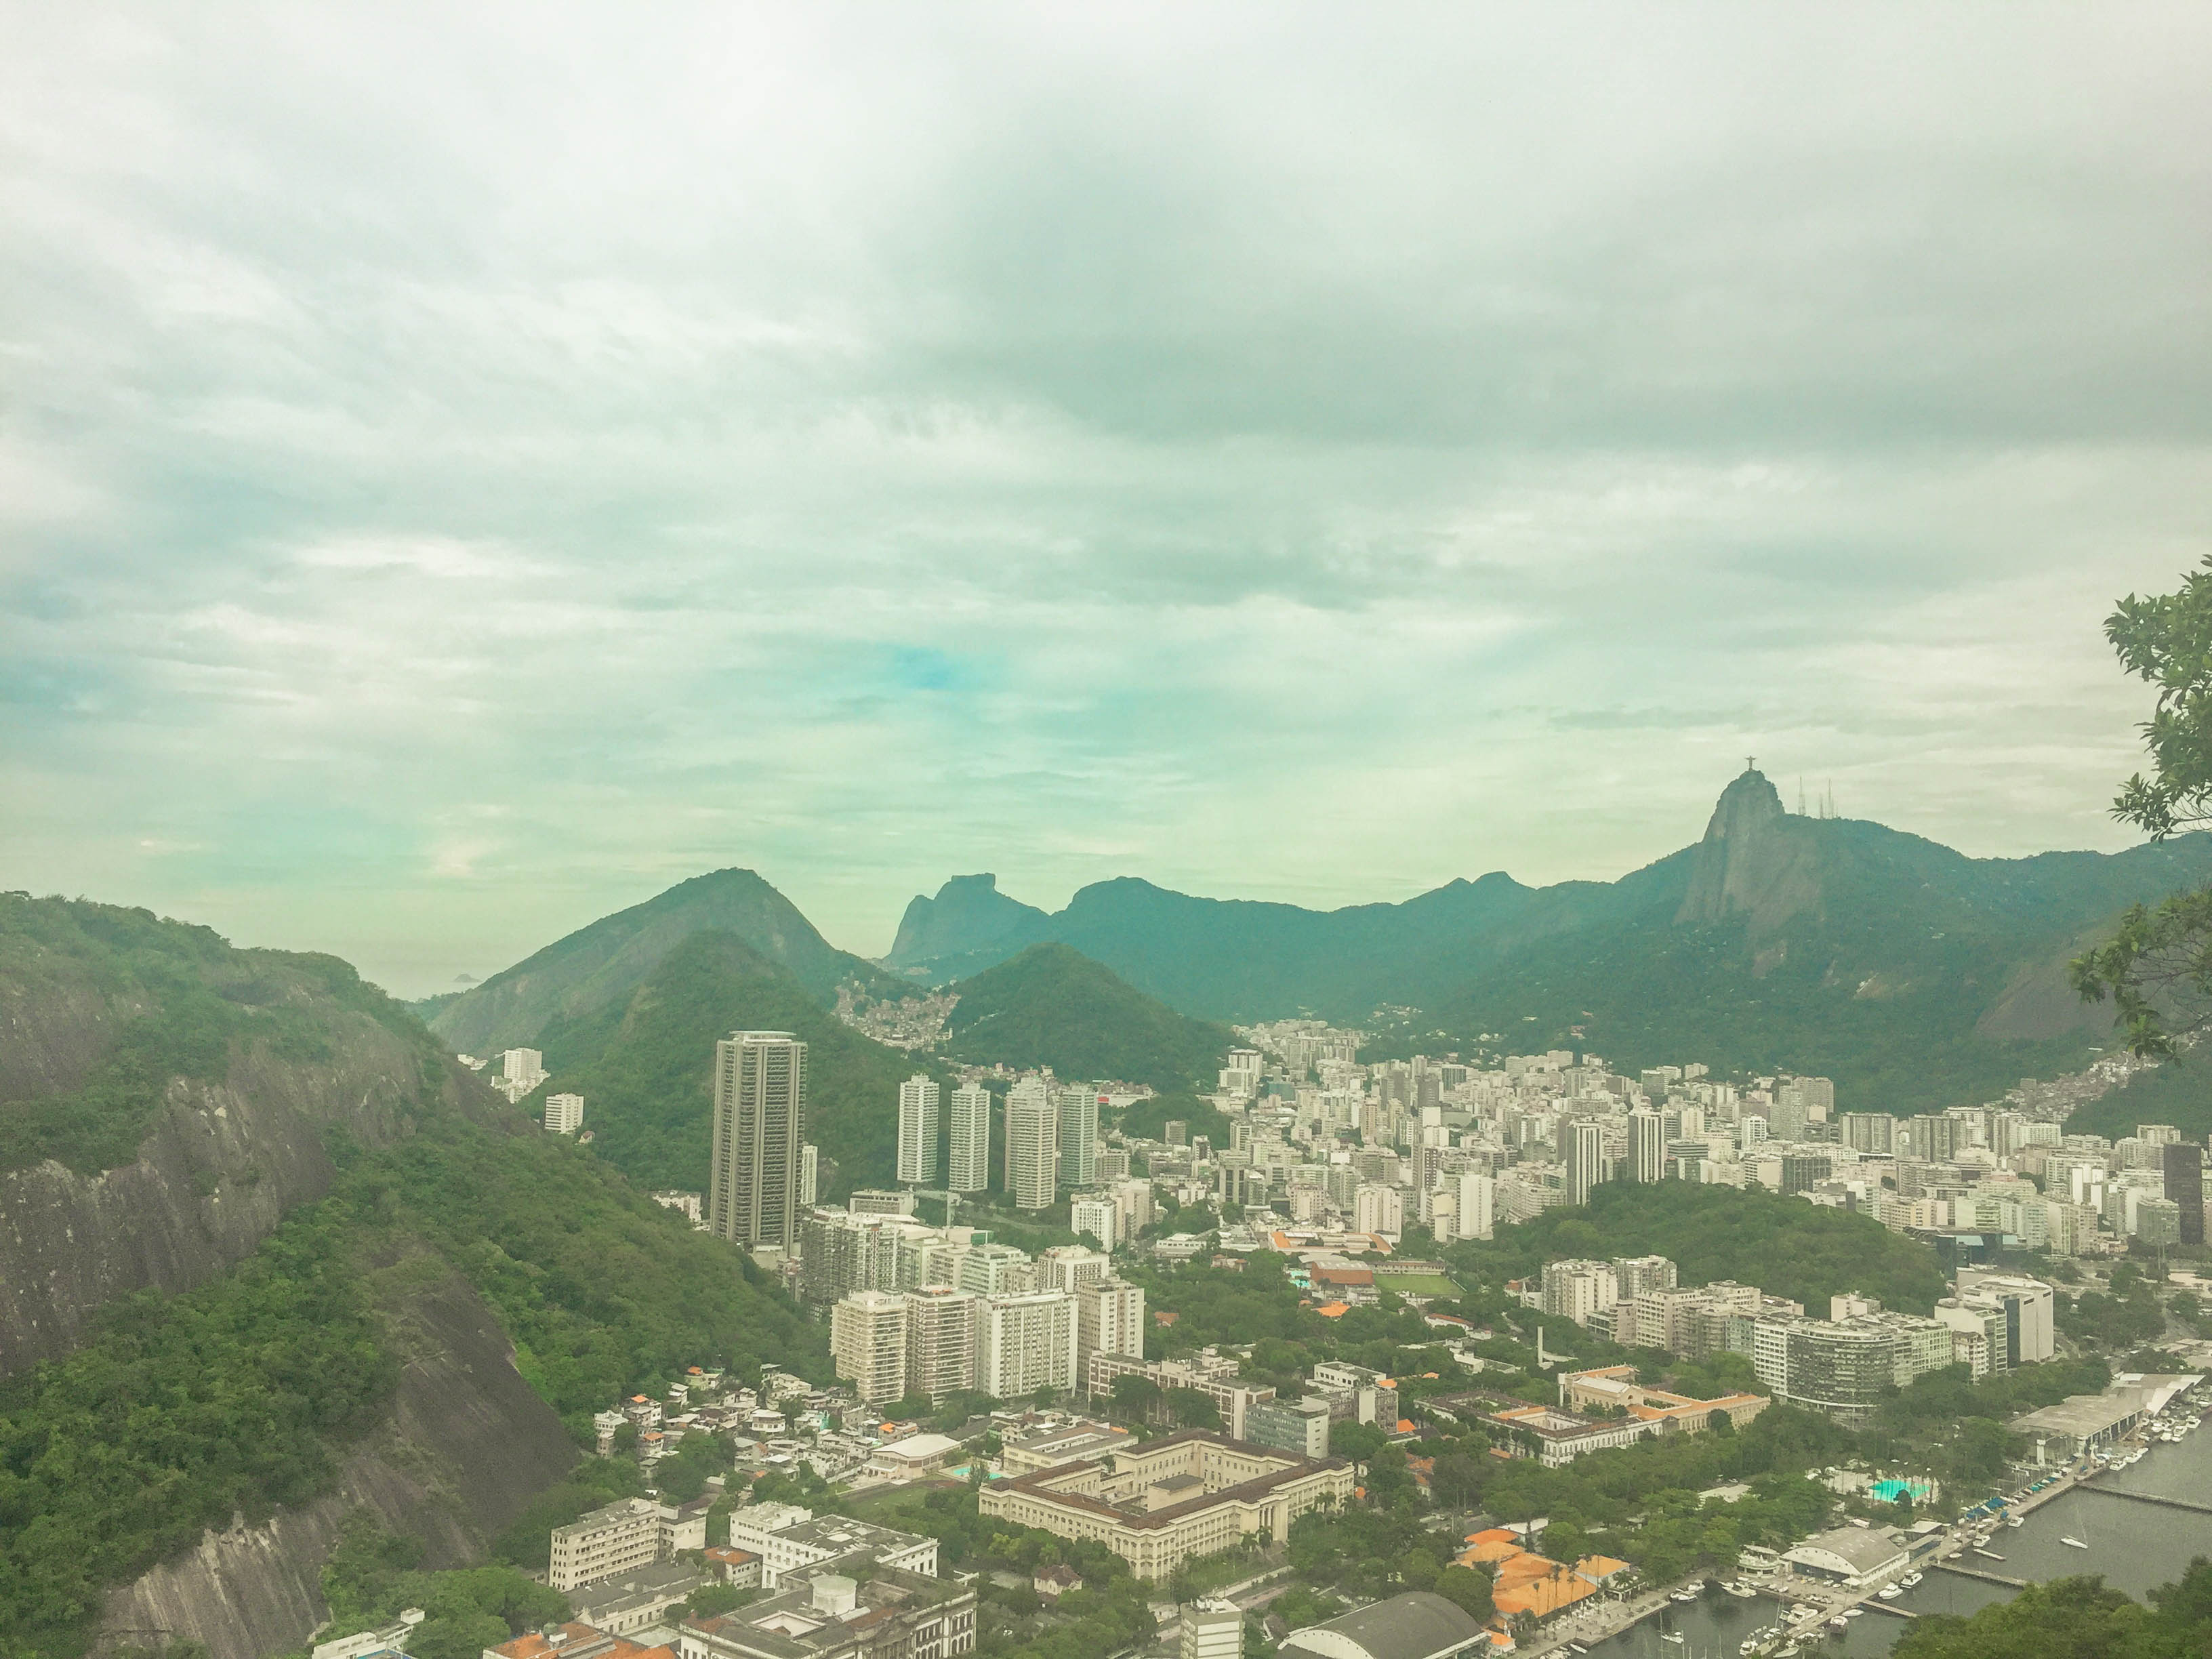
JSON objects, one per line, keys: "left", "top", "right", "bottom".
{"left": 897, "top": 1073, "right": 941, "bottom": 1185}
{"left": 710, "top": 1031, "right": 807, "bottom": 1249}
{"left": 1006, "top": 1078, "right": 1059, "bottom": 1211}
{"left": 947, "top": 1084, "right": 993, "bottom": 1192}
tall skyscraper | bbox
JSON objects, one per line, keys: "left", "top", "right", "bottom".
{"left": 709, "top": 1031, "right": 808, "bottom": 1249}
{"left": 1058, "top": 1086, "right": 1099, "bottom": 1191}
{"left": 1629, "top": 1109, "right": 1663, "bottom": 1184}
{"left": 897, "top": 1073, "right": 941, "bottom": 1185}
{"left": 947, "top": 1084, "right": 993, "bottom": 1191}
{"left": 1565, "top": 1118, "right": 1607, "bottom": 1206}
{"left": 2165, "top": 1141, "right": 2206, "bottom": 1247}
{"left": 1006, "top": 1078, "right": 1059, "bottom": 1210}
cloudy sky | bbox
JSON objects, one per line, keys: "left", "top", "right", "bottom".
{"left": 5, "top": 6, "right": 2209, "bottom": 995}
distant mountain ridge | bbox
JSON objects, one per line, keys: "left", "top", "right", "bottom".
{"left": 430, "top": 867, "right": 902, "bottom": 1057}
{"left": 882, "top": 769, "right": 2212, "bottom": 1109}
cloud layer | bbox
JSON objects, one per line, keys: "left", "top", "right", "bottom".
{"left": 5, "top": 5, "right": 2210, "bottom": 993}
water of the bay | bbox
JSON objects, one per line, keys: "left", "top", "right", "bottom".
{"left": 1576, "top": 1418, "right": 2212, "bottom": 1659}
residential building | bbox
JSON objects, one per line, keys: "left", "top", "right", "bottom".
{"left": 904, "top": 1286, "right": 979, "bottom": 1404}
{"left": 1071, "top": 1193, "right": 1120, "bottom": 1252}
{"left": 545, "top": 1093, "right": 585, "bottom": 1134}
{"left": 1541, "top": 1259, "right": 1618, "bottom": 1326}
{"left": 1629, "top": 1110, "right": 1664, "bottom": 1184}
{"left": 549, "top": 1498, "right": 663, "bottom": 1593}
{"left": 1354, "top": 1183, "right": 1404, "bottom": 1240}
{"left": 830, "top": 1292, "right": 909, "bottom": 1406}
{"left": 1076, "top": 1278, "right": 1147, "bottom": 1378}
{"left": 1952, "top": 1269, "right": 2057, "bottom": 1366}
{"left": 1059, "top": 1087, "right": 1101, "bottom": 1191}
{"left": 1179, "top": 1599, "right": 1244, "bottom": 1659}
{"left": 896, "top": 1074, "right": 941, "bottom": 1185}
{"left": 977, "top": 1290, "right": 1078, "bottom": 1398}
{"left": 2165, "top": 1141, "right": 2206, "bottom": 1246}
{"left": 1563, "top": 1118, "right": 1607, "bottom": 1206}
{"left": 1006, "top": 1079, "right": 1059, "bottom": 1210}
{"left": 947, "top": 1084, "right": 993, "bottom": 1192}
{"left": 1036, "top": 1245, "right": 1111, "bottom": 1295}
{"left": 1086, "top": 1352, "right": 1275, "bottom": 1439}
{"left": 709, "top": 1031, "right": 808, "bottom": 1250}
{"left": 1244, "top": 1395, "right": 1332, "bottom": 1458}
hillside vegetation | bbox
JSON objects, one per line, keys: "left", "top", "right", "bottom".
{"left": 0, "top": 1114, "right": 825, "bottom": 1659}
{"left": 528, "top": 930, "right": 942, "bottom": 1195}
{"left": 2064, "top": 1053, "right": 2212, "bottom": 1141}
{"left": 0, "top": 893, "right": 447, "bottom": 1175}
{"left": 430, "top": 867, "right": 903, "bottom": 1059}
{"left": 942, "top": 943, "right": 1232, "bottom": 1092}
{"left": 1446, "top": 1181, "right": 1948, "bottom": 1315}
{"left": 886, "top": 775, "right": 2212, "bottom": 1115}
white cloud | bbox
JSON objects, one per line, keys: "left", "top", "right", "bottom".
{"left": 1, "top": 3, "right": 2208, "bottom": 990}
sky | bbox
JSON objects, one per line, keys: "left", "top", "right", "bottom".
{"left": 5, "top": 6, "right": 2211, "bottom": 997}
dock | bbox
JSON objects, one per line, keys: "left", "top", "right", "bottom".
{"left": 1932, "top": 1563, "right": 2029, "bottom": 1590}
{"left": 2083, "top": 1485, "right": 2212, "bottom": 1517}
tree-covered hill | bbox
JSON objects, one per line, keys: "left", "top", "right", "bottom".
{"left": 941, "top": 943, "right": 1233, "bottom": 1092}
{"left": 0, "top": 896, "right": 830, "bottom": 1659}
{"left": 884, "top": 771, "right": 2212, "bottom": 1115}
{"left": 2064, "top": 1052, "right": 2212, "bottom": 1142}
{"left": 1447, "top": 1181, "right": 1948, "bottom": 1316}
{"left": 527, "top": 930, "right": 943, "bottom": 1195}
{"left": 429, "top": 867, "right": 906, "bottom": 1059}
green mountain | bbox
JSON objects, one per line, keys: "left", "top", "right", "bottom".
{"left": 888, "top": 769, "right": 2212, "bottom": 1113}
{"left": 0, "top": 896, "right": 825, "bottom": 1659}
{"left": 526, "top": 930, "right": 945, "bottom": 1196}
{"left": 941, "top": 943, "right": 1233, "bottom": 1092}
{"left": 429, "top": 867, "right": 904, "bottom": 1058}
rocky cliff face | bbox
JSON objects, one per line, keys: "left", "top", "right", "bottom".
{"left": 1674, "top": 767, "right": 1823, "bottom": 939}
{"left": 98, "top": 1269, "right": 577, "bottom": 1659}
{"left": 0, "top": 1024, "right": 485, "bottom": 1376}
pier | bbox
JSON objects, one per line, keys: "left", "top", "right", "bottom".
{"left": 1932, "top": 1563, "right": 2029, "bottom": 1590}
{"left": 2083, "top": 1485, "right": 2212, "bottom": 1517}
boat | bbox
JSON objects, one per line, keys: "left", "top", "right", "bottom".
{"left": 1903, "top": 1573, "right": 1923, "bottom": 1587}
{"left": 1826, "top": 1618, "right": 1847, "bottom": 1632}
{"left": 1673, "top": 1590, "right": 1700, "bottom": 1603}
{"left": 1877, "top": 1586, "right": 1902, "bottom": 1601}
{"left": 1841, "top": 1610, "right": 1863, "bottom": 1619}
{"left": 1662, "top": 1635, "right": 1687, "bottom": 1646}
{"left": 2005, "top": 1516, "right": 2023, "bottom": 1528}
{"left": 2062, "top": 1536, "right": 2089, "bottom": 1550}
{"left": 1973, "top": 1549, "right": 2005, "bottom": 1561}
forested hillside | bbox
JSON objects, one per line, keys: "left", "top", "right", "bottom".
{"left": 0, "top": 897, "right": 827, "bottom": 1659}
{"left": 430, "top": 867, "right": 904, "bottom": 1059}
{"left": 527, "top": 930, "right": 941, "bottom": 1195}
{"left": 886, "top": 772, "right": 2212, "bottom": 1115}
{"left": 942, "top": 943, "right": 1232, "bottom": 1092}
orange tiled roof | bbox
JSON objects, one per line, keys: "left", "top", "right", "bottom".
{"left": 1315, "top": 1302, "right": 1351, "bottom": 1317}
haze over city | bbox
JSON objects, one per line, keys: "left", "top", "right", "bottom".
{"left": 6, "top": 7, "right": 2211, "bottom": 995}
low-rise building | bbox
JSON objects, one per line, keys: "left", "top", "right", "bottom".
{"left": 977, "top": 1430, "right": 1353, "bottom": 1581}
{"left": 722, "top": 1506, "right": 939, "bottom": 1589}
{"left": 676, "top": 1554, "right": 975, "bottom": 1659}
{"left": 1276, "top": 1591, "right": 1491, "bottom": 1659}
{"left": 571, "top": 1562, "right": 704, "bottom": 1635}
{"left": 1781, "top": 1525, "right": 1910, "bottom": 1586}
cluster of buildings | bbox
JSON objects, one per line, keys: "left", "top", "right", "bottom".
{"left": 1525, "top": 1253, "right": 2057, "bottom": 1429}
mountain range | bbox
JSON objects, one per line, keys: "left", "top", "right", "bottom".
{"left": 413, "top": 766, "right": 2212, "bottom": 1119}
{"left": 880, "top": 768, "right": 2212, "bottom": 1107}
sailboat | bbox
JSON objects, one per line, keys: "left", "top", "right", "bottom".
{"left": 2062, "top": 1508, "right": 2090, "bottom": 1551}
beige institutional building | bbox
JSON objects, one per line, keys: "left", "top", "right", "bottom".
{"left": 977, "top": 1430, "right": 1352, "bottom": 1580}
